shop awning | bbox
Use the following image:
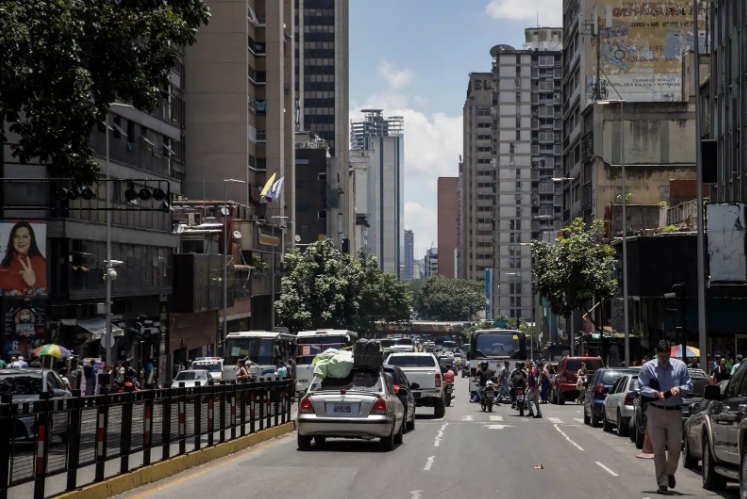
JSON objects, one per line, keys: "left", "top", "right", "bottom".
{"left": 77, "top": 318, "right": 124, "bottom": 343}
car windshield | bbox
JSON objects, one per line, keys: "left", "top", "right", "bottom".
{"left": 310, "top": 371, "right": 382, "bottom": 393}
{"left": 601, "top": 370, "right": 626, "bottom": 385}
{"left": 225, "top": 337, "right": 274, "bottom": 365}
{"left": 192, "top": 363, "right": 222, "bottom": 373}
{"left": 397, "top": 338, "right": 413, "bottom": 346}
{"left": 474, "top": 333, "right": 521, "bottom": 358}
{"left": 0, "top": 374, "right": 43, "bottom": 395}
{"left": 297, "top": 336, "right": 346, "bottom": 364}
{"left": 687, "top": 377, "right": 712, "bottom": 397}
{"left": 387, "top": 355, "right": 436, "bottom": 367}
{"left": 566, "top": 359, "right": 604, "bottom": 371}
{"left": 175, "top": 371, "right": 207, "bottom": 381}
{"left": 379, "top": 339, "right": 395, "bottom": 348}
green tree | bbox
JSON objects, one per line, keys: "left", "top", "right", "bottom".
{"left": 275, "top": 240, "right": 411, "bottom": 333}
{"left": 412, "top": 275, "right": 485, "bottom": 321}
{"left": 531, "top": 218, "right": 617, "bottom": 327}
{"left": 0, "top": 0, "right": 210, "bottom": 183}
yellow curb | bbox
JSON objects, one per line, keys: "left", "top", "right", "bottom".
{"left": 55, "top": 422, "right": 295, "bottom": 499}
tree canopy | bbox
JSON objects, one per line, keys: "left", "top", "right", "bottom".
{"left": 412, "top": 275, "right": 485, "bottom": 321}
{"left": 0, "top": 0, "right": 210, "bottom": 183}
{"left": 531, "top": 218, "right": 617, "bottom": 319}
{"left": 275, "top": 240, "right": 411, "bottom": 334}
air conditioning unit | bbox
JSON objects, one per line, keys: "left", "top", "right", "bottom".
{"left": 187, "top": 212, "right": 202, "bottom": 226}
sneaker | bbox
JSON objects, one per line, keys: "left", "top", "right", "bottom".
{"left": 656, "top": 486, "right": 669, "bottom": 495}
{"left": 534, "top": 414, "right": 543, "bottom": 419}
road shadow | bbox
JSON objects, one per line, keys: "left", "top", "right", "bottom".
{"left": 298, "top": 439, "right": 401, "bottom": 454}
{"left": 415, "top": 413, "right": 441, "bottom": 420}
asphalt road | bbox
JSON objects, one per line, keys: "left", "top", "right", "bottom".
{"left": 105, "top": 375, "right": 740, "bottom": 499}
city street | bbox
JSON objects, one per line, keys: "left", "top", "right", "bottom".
{"left": 113, "top": 376, "right": 736, "bottom": 499}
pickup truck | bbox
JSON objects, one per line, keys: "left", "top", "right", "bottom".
{"left": 385, "top": 352, "right": 446, "bottom": 418}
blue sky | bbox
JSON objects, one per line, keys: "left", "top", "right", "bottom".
{"left": 349, "top": 0, "right": 562, "bottom": 258}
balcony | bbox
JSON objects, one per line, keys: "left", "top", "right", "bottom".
{"left": 90, "top": 127, "right": 173, "bottom": 179}
{"left": 554, "top": 196, "right": 563, "bottom": 207}
{"left": 248, "top": 67, "right": 266, "bottom": 85}
{"left": 248, "top": 36, "right": 266, "bottom": 56}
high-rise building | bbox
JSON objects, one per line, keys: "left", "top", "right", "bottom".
{"left": 185, "top": 0, "right": 296, "bottom": 328}
{"left": 424, "top": 248, "right": 439, "bottom": 279}
{"left": 350, "top": 110, "right": 405, "bottom": 277}
{"left": 462, "top": 28, "right": 562, "bottom": 320}
{"left": 456, "top": 160, "right": 463, "bottom": 279}
{"left": 404, "top": 230, "right": 414, "bottom": 280}
{"left": 437, "top": 177, "right": 458, "bottom": 278}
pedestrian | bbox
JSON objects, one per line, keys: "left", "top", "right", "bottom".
{"left": 16, "top": 356, "right": 28, "bottom": 368}
{"left": 116, "top": 360, "right": 124, "bottom": 382}
{"left": 576, "top": 362, "right": 588, "bottom": 404}
{"left": 123, "top": 361, "right": 138, "bottom": 385}
{"left": 58, "top": 367, "right": 73, "bottom": 393}
{"left": 527, "top": 361, "right": 542, "bottom": 418}
{"left": 497, "top": 360, "right": 511, "bottom": 403}
{"left": 236, "top": 359, "right": 250, "bottom": 381}
{"left": 540, "top": 363, "right": 551, "bottom": 403}
{"left": 638, "top": 340, "right": 692, "bottom": 495}
{"left": 713, "top": 357, "right": 730, "bottom": 383}
{"left": 83, "top": 359, "right": 97, "bottom": 396}
{"left": 690, "top": 357, "right": 700, "bottom": 370}
{"left": 731, "top": 354, "right": 743, "bottom": 376}
{"left": 0, "top": 359, "right": 5, "bottom": 369}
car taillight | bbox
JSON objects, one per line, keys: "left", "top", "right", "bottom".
{"left": 596, "top": 383, "right": 604, "bottom": 394}
{"left": 371, "top": 398, "right": 387, "bottom": 415}
{"left": 435, "top": 372, "right": 442, "bottom": 388}
{"left": 299, "top": 396, "right": 314, "bottom": 414}
{"left": 393, "top": 385, "right": 400, "bottom": 393}
{"left": 624, "top": 392, "right": 633, "bottom": 405}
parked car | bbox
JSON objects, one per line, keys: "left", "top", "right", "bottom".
{"left": 688, "top": 363, "right": 747, "bottom": 491}
{"left": 583, "top": 367, "right": 638, "bottom": 427}
{"left": 630, "top": 367, "right": 713, "bottom": 449}
{"left": 682, "top": 379, "right": 729, "bottom": 469}
{"left": 171, "top": 369, "right": 212, "bottom": 388}
{"left": 383, "top": 364, "right": 417, "bottom": 433}
{"left": 601, "top": 372, "right": 639, "bottom": 436}
{"left": 296, "top": 368, "right": 405, "bottom": 451}
{"left": 385, "top": 352, "right": 446, "bottom": 418}
{"left": 550, "top": 356, "right": 604, "bottom": 405}
{"left": 0, "top": 369, "right": 72, "bottom": 442}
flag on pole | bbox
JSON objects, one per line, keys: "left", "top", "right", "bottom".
{"left": 270, "top": 176, "right": 285, "bottom": 201}
{"left": 259, "top": 173, "right": 276, "bottom": 197}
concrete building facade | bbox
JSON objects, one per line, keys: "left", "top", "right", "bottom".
{"left": 424, "top": 248, "right": 438, "bottom": 279}
{"left": 404, "top": 229, "right": 414, "bottom": 280}
{"left": 437, "top": 177, "right": 458, "bottom": 278}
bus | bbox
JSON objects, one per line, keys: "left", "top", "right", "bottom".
{"left": 295, "top": 329, "right": 359, "bottom": 394}
{"left": 222, "top": 331, "right": 297, "bottom": 381}
{"left": 468, "top": 329, "right": 527, "bottom": 394}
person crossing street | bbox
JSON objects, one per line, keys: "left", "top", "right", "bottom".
{"left": 526, "top": 361, "right": 542, "bottom": 418}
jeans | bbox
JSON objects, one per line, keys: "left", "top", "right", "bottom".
{"left": 527, "top": 388, "right": 541, "bottom": 416}
{"left": 472, "top": 386, "right": 484, "bottom": 403}
{"left": 541, "top": 379, "right": 550, "bottom": 401}
{"left": 499, "top": 383, "right": 511, "bottom": 403}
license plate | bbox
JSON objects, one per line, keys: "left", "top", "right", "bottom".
{"left": 486, "top": 392, "right": 495, "bottom": 400}
{"left": 413, "top": 392, "right": 422, "bottom": 399}
{"left": 333, "top": 404, "right": 352, "bottom": 413}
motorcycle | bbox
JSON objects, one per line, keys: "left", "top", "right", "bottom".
{"left": 515, "top": 386, "right": 526, "bottom": 417}
{"left": 444, "top": 383, "right": 453, "bottom": 407}
{"left": 480, "top": 380, "right": 497, "bottom": 412}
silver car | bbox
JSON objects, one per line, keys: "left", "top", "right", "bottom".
{"left": 602, "top": 373, "right": 638, "bottom": 437}
{"left": 297, "top": 369, "right": 405, "bottom": 451}
{"left": 171, "top": 369, "right": 211, "bottom": 388}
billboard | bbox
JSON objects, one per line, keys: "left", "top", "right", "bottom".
{"left": 707, "top": 204, "right": 747, "bottom": 282}
{"left": 585, "top": 1, "right": 706, "bottom": 103}
{"left": 0, "top": 221, "right": 47, "bottom": 296}
{"left": 2, "top": 297, "right": 48, "bottom": 360}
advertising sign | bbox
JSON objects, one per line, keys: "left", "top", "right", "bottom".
{"left": 0, "top": 221, "right": 47, "bottom": 296}
{"left": 585, "top": 1, "right": 706, "bottom": 103}
{"left": 2, "top": 297, "right": 48, "bottom": 359}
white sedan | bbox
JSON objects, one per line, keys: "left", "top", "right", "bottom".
{"left": 172, "top": 369, "right": 212, "bottom": 388}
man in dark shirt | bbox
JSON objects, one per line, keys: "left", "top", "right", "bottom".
{"left": 472, "top": 362, "right": 495, "bottom": 402}
{"left": 510, "top": 363, "right": 528, "bottom": 409}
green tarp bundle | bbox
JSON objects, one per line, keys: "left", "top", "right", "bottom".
{"left": 312, "top": 348, "right": 354, "bottom": 379}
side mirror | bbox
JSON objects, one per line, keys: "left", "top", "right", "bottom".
{"left": 704, "top": 385, "right": 722, "bottom": 401}
{"left": 410, "top": 382, "right": 420, "bottom": 390}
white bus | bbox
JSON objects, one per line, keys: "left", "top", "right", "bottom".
{"left": 295, "top": 329, "right": 359, "bottom": 394}
{"left": 223, "top": 331, "right": 297, "bottom": 381}
{"left": 468, "top": 329, "right": 527, "bottom": 395}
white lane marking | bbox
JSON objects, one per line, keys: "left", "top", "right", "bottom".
{"left": 595, "top": 461, "right": 619, "bottom": 477}
{"left": 489, "top": 415, "right": 504, "bottom": 421}
{"left": 485, "top": 424, "right": 514, "bottom": 429}
{"left": 548, "top": 417, "right": 564, "bottom": 424}
{"left": 434, "top": 422, "right": 448, "bottom": 447}
{"left": 462, "top": 415, "right": 473, "bottom": 421}
{"left": 410, "top": 491, "right": 423, "bottom": 499}
{"left": 574, "top": 418, "right": 585, "bottom": 424}
{"left": 553, "top": 423, "right": 585, "bottom": 451}
{"left": 423, "top": 456, "right": 435, "bottom": 471}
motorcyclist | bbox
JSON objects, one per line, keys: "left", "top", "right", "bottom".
{"left": 473, "top": 361, "right": 496, "bottom": 403}
{"left": 497, "top": 360, "right": 511, "bottom": 403}
{"left": 509, "top": 362, "right": 528, "bottom": 409}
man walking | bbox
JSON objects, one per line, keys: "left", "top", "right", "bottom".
{"left": 731, "top": 354, "right": 743, "bottom": 376}
{"left": 497, "top": 361, "right": 511, "bottom": 403}
{"left": 638, "top": 340, "right": 692, "bottom": 495}
{"left": 527, "top": 361, "right": 542, "bottom": 418}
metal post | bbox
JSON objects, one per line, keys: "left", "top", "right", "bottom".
{"left": 620, "top": 101, "right": 630, "bottom": 367}
{"left": 193, "top": 383, "right": 201, "bottom": 450}
{"left": 271, "top": 224, "right": 276, "bottom": 330}
{"left": 223, "top": 182, "right": 228, "bottom": 347}
{"left": 33, "top": 401, "right": 50, "bottom": 499}
{"left": 143, "top": 390, "right": 154, "bottom": 466}
{"left": 105, "top": 114, "right": 113, "bottom": 369}
{"left": 0, "top": 398, "right": 12, "bottom": 499}
{"left": 219, "top": 383, "right": 226, "bottom": 443}
{"left": 65, "top": 391, "right": 82, "bottom": 492}
{"left": 693, "top": 0, "right": 708, "bottom": 371}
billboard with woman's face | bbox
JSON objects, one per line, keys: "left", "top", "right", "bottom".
{"left": 0, "top": 221, "right": 47, "bottom": 296}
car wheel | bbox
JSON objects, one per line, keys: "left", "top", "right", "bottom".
{"left": 394, "top": 418, "right": 404, "bottom": 445}
{"left": 583, "top": 408, "right": 590, "bottom": 425}
{"left": 702, "top": 437, "right": 727, "bottom": 490}
{"left": 434, "top": 399, "right": 446, "bottom": 418}
{"left": 381, "top": 422, "right": 396, "bottom": 451}
{"left": 407, "top": 410, "right": 415, "bottom": 432}
{"left": 558, "top": 390, "right": 565, "bottom": 405}
{"left": 634, "top": 419, "right": 644, "bottom": 450}
{"left": 445, "top": 394, "right": 451, "bottom": 407}
{"left": 616, "top": 411, "right": 628, "bottom": 437}
{"left": 550, "top": 388, "right": 557, "bottom": 404}
{"left": 297, "top": 434, "right": 312, "bottom": 451}
{"left": 602, "top": 411, "right": 612, "bottom": 432}
{"left": 628, "top": 417, "right": 636, "bottom": 443}
{"left": 591, "top": 409, "right": 601, "bottom": 428}
{"left": 682, "top": 434, "right": 697, "bottom": 469}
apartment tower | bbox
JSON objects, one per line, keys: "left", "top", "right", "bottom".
{"left": 437, "top": 177, "right": 459, "bottom": 278}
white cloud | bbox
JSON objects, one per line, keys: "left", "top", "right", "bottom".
{"left": 350, "top": 60, "right": 463, "bottom": 258}
{"left": 413, "top": 95, "right": 430, "bottom": 107}
{"left": 378, "top": 60, "right": 415, "bottom": 89}
{"left": 486, "top": 0, "right": 562, "bottom": 26}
